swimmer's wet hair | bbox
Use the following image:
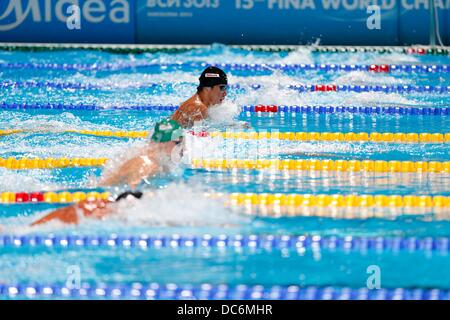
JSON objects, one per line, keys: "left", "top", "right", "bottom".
{"left": 115, "top": 191, "right": 143, "bottom": 202}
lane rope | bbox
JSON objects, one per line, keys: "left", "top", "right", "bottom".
{"left": 0, "top": 191, "right": 111, "bottom": 204}
{"left": 242, "top": 105, "right": 450, "bottom": 115}
{"left": 1, "top": 102, "right": 449, "bottom": 116}
{"left": 2, "top": 130, "right": 449, "bottom": 143}
{"left": 1, "top": 282, "right": 448, "bottom": 300}
{"left": 0, "top": 191, "right": 450, "bottom": 211}
{"left": 194, "top": 159, "right": 450, "bottom": 174}
{"left": 0, "top": 43, "right": 448, "bottom": 55}
{"left": 1, "top": 233, "right": 450, "bottom": 253}
{"left": 0, "top": 157, "right": 107, "bottom": 169}
{"left": 1, "top": 157, "right": 449, "bottom": 173}
{"left": 2, "top": 80, "right": 449, "bottom": 94}
{"left": 206, "top": 131, "right": 450, "bottom": 143}
{"left": 0, "top": 62, "right": 448, "bottom": 73}
{"left": 225, "top": 193, "right": 450, "bottom": 209}
{"left": 224, "top": 193, "right": 450, "bottom": 218}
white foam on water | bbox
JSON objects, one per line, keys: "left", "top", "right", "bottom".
{"left": 0, "top": 168, "right": 60, "bottom": 192}
{"left": 338, "top": 92, "right": 418, "bottom": 106}
{"left": 70, "top": 70, "right": 199, "bottom": 90}
{"left": 333, "top": 71, "right": 410, "bottom": 85}
{"left": 372, "top": 53, "right": 421, "bottom": 64}
{"left": 112, "top": 182, "right": 249, "bottom": 228}
{"left": 278, "top": 47, "right": 314, "bottom": 64}
{"left": 1, "top": 136, "right": 132, "bottom": 159}
{"left": 0, "top": 215, "right": 43, "bottom": 235}
{"left": 1, "top": 111, "right": 126, "bottom": 132}
{"left": 314, "top": 52, "right": 422, "bottom": 65}
{"left": 207, "top": 101, "right": 242, "bottom": 127}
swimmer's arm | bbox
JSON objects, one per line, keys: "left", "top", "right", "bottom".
{"left": 31, "top": 199, "right": 114, "bottom": 226}
{"left": 99, "top": 145, "right": 161, "bottom": 188}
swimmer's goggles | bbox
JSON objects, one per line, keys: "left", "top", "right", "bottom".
{"left": 151, "top": 118, "right": 184, "bottom": 143}
{"left": 219, "top": 84, "right": 228, "bottom": 92}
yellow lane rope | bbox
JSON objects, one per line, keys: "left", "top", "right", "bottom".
{"left": 2, "top": 191, "right": 449, "bottom": 220}
{"left": 0, "top": 157, "right": 108, "bottom": 169}
{"left": 0, "top": 129, "right": 147, "bottom": 138}
{"left": 0, "top": 191, "right": 111, "bottom": 204}
{"left": 224, "top": 193, "right": 449, "bottom": 208}
{"left": 1, "top": 157, "right": 450, "bottom": 173}
{"left": 1, "top": 129, "right": 449, "bottom": 143}
{"left": 193, "top": 159, "right": 450, "bottom": 173}
{"left": 209, "top": 131, "right": 450, "bottom": 143}
{"left": 2, "top": 191, "right": 448, "bottom": 208}
{"left": 221, "top": 193, "right": 450, "bottom": 219}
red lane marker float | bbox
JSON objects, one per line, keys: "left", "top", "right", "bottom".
{"left": 369, "top": 64, "right": 390, "bottom": 73}
{"left": 254, "top": 105, "right": 278, "bottom": 112}
{"left": 380, "top": 64, "right": 390, "bottom": 72}
{"left": 30, "top": 192, "right": 44, "bottom": 202}
{"left": 15, "top": 192, "right": 29, "bottom": 203}
{"left": 13, "top": 192, "right": 45, "bottom": 203}
{"left": 407, "top": 48, "right": 426, "bottom": 55}
{"left": 315, "top": 85, "right": 337, "bottom": 92}
{"left": 188, "top": 130, "right": 210, "bottom": 137}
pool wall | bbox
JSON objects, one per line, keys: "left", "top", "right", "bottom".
{"left": 0, "top": 0, "right": 448, "bottom": 45}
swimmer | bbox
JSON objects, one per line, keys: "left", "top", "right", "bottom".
{"left": 98, "top": 67, "right": 232, "bottom": 189}
{"left": 171, "top": 66, "right": 229, "bottom": 128}
{"left": 30, "top": 190, "right": 143, "bottom": 226}
{"left": 99, "top": 118, "right": 184, "bottom": 189}
{"left": 26, "top": 68, "right": 248, "bottom": 228}
{"left": 28, "top": 118, "right": 184, "bottom": 226}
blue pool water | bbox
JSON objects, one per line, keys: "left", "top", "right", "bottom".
{"left": 0, "top": 44, "right": 449, "bottom": 299}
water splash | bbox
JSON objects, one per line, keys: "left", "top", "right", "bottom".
{"left": 114, "top": 182, "right": 249, "bottom": 227}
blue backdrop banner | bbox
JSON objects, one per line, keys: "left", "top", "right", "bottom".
{"left": 0, "top": 0, "right": 448, "bottom": 45}
{"left": 136, "top": 0, "right": 449, "bottom": 45}
{"left": 0, "top": 0, "right": 135, "bottom": 43}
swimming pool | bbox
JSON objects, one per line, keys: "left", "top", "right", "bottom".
{"left": 0, "top": 44, "right": 449, "bottom": 300}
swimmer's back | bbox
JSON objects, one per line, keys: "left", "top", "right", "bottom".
{"left": 171, "top": 94, "right": 208, "bottom": 128}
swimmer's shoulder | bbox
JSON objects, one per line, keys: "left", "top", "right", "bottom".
{"left": 179, "top": 94, "right": 207, "bottom": 112}
{"left": 171, "top": 95, "right": 208, "bottom": 126}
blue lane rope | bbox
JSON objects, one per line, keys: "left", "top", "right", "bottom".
{"left": 241, "top": 105, "right": 450, "bottom": 115}
{"left": 1, "top": 234, "right": 450, "bottom": 253}
{"left": 1, "top": 102, "right": 449, "bottom": 115}
{"left": 289, "top": 84, "right": 450, "bottom": 94}
{"left": 0, "top": 80, "right": 98, "bottom": 90}
{"left": 0, "top": 102, "right": 178, "bottom": 112}
{"left": 0, "top": 62, "right": 448, "bottom": 73}
{"left": 0, "top": 282, "right": 448, "bottom": 300}
{"left": 1, "top": 80, "right": 449, "bottom": 94}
